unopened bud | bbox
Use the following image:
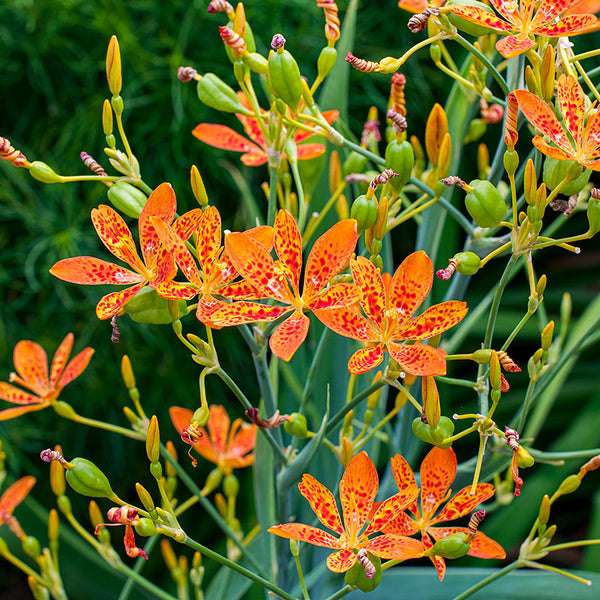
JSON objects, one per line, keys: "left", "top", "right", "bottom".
{"left": 121, "top": 355, "right": 136, "bottom": 389}
{"left": 556, "top": 474, "right": 581, "bottom": 496}
{"left": 106, "top": 35, "right": 122, "bottom": 96}
{"left": 539, "top": 494, "right": 551, "bottom": 525}
{"left": 146, "top": 415, "right": 161, "bottom": 463}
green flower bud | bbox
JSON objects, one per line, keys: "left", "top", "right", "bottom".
{"left": 317, "top": 46, "right": 337, "bottom": 80}
{"left": 455, "top": 251, "right": 481, "bottom": 275}
{"left": 516, "top": 446, "right": 535, "bottom": 468}
{"left": 447, "top": 0, "right": 495, "bottom": 36}
{"left": 146, "top": 415, "right": 161, "bottom": 464}
{"left": 384, "top": 140, "right": 414, "bottom": 191}
{"left": 223, "top": 474, "right": 239, "bottom": 498}
{"left": 268, "top": 41, "right": 303, "bottom": 113}
{"left": 22, "top": 536, "right": 41, "bottom": 559}
{"left": 556, "top": 474, "right": 581, "bottom": 496}
{"left": 197, "top": 73, "right": 247, "bottom": 113}
{"left": 135, "top": 518, "right": 158, "bottom": 537}
{"left": 56, "top": 494, "right": 72, "bottom": 515}
{"left": 429, "top": 532, "right": 470, "bottom": 559}
{"left": 543, "top": 158, "right": 591, "bottom": 196}
{"left": 136, "top": 483, "right": 155, "bottom": 512}
{"left": 343, "top": 151, "right": 368, "bottom": 177}
{"left": 412, "top": 416, "right": 454, "bottom": 448}
{"left": 52, "top": 401, "right": 78, "bottom": 419}
{"left": 124, "top": 288, "right": 189, "bottom": 324}
{"left": 202, "top": 468, "right": 223, "bottom": 496}
{"left": 504, "top": 149, "right": 519, "bottom": 177}
{"left": 344, "top": 552, "right": 382, "bottom": 592}
{"left": 471, "top": 349, "right": 492, "bottom": 364}
{"left": 106, "top": 181, "right": 147, "bottom": 218}
{"left": 283, "top": 412, "right": 308, "bottom": 438}
{"left": 464, "top": 180, "right": 506, "bottom": 227}
{"left": 245, "top": 52, "right": 268, "bottom": 74}
{"left": 539, "top": 495, "right": 551, "bottom": 525}
{"left": 65, "top": 458, "right": 117, "bottom": 500}
{"left": 29, "top": 161, "right": 62, "bottom": 184}
{"left": 350, "top": 195, "right": 378, "bottom": 233}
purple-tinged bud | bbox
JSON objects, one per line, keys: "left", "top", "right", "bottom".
{"left": 271, "top": 34, "right": 286, "bottom": 50}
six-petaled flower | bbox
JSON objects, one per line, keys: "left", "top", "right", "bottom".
{"left": 380, "top": 447, "right": 505, "bottom": 581}
{"left": 268, "top": 451, "right": 425, "bottom": 573}
{"left": 0, "top": 334, "right": 94, "bottom": 421}
{"left": 513, "top": 74, "right": 600, "bottom": 170}
{"left": 314, "top": 251, "right": 468, "bottom": 375}
{"left": 50, "top": 182, "right": 203, "bottom": 319}
{"left": 446, "top": 0, "right": 598, "bottom": 58}
{"left": 192, "top": 92, "right": 338, "bottom": 166}
{"left": 210, "top": 210, "right": 359, "bottom": 361}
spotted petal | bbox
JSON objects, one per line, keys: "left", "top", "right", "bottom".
{"left": 495, "top": 34, "right": 537, "bottom": 59}
{"left": 326, "top": 549, "right": 357, "bottom": 572}
{"left": 307, "top": 283, "right": 361, "bottom": 310}
{"left": 206, "top": 404, "right": 230, "bottom": 455}
{"left": 295, "top": 143, "right": 327, "bottom": 161}
{"left": 268, "top": 523, "right": 341, "bottom": 549}
{"left": 0, "top": 476, "right": 36, "bottom": 513}
{"left": 50, "top": 257, "right": 144, "bottom": 286}
{"left": 387, "top": 342, "right": 447, "bottom": 376}
{"left": 390, "top": 453, "right": 419, "bottom": 514}
{"left": 430, "top": 484, "right": 495, "bottom": 524}
{"left": 364, "top": 486, "right": 420, "bottom": 535}
{"left": 446, "top": 5, "right": 517, "bottom": 32}
{"left": 348, "top": 345, "right": 385, "bottom": 374}
{"left": 299, "top": 473, "right": 344, "bottom": 535}
{"left": 313, "top": 307, "right": 376, "bottom": 342}
{"left": 339, "top": 451, "right": 379, "bottom": 539}
{"left": 0, "top": 404, "right": 48, "bottom": 421}
{"left": 91, "top": 205, "right": 142, "bottom": 270}
{"left": 581, "top": 108, "right": 600, "bottom": 156}
{"left": 489, "top": 0, "right": 521, "bottom": 23}
{"left": 513, "top": 89, "right": 572, "bottom": 152}
{"left": 420, "top": 447, "right": 456, "bottom": 522}
{"left": 364, "top": 534, "right": 424, "bottom": 560}
{"left": 428, "top": 526, "right": 506, "bottom": 559}
{"left": 397, "top": 301, "right": 468, "bottom": 341}
{"left": 350, "top": 257, "right": 386, "bottom": 331}
{"left": 211, "top": 302, "right": 290, "bottom": 327}
{"left": 0, "top": 382, "right": 41, "bottom": 405}
{"left": 379, "top": 510, "right": 420, "bottom": 536}
{"left": 389, "top": 251, "right": 433, "bottom": 324}
{"left": 269, "top": 311, "right": 310, "bottom": 361}
{"left": 49, "top": 334, "right": 73, "bottom": 389}
{"left": 274, "top": 210, "right": 303, "bottom": 293}
{"left": 531, "top": 0, "right": 579, "bottom": 26}
{"left": 197, "top": 206, "right": 223, "bottom": 275}
{"left": 303, "top": 219, "right": 357, "bottom": 299}
{"left": 423, "top": 531, "right": 447, "bottom": 581}
{"left": 226, "top": 418, "right": 256, "bottom": 462}
{"left": 173, "top": 208, "right": 204, "bottom": 241}
{"left": 535, "top": 14, "right": 598, "bottom": 36}
{"left": 192, "top": 123, "right": 264, "bottom": 156}
{"left": 139, "top": 183, "right": 177, "bottom": 267}
{"left": 58, "top": 347, "right": 94, "bottom": 389}
{"left": 96, "top": 282, "right": 147, "bottom": 319}
{"left": 531, "top": 137, "right": 576, "bottom": 161}
{"left": 556, "top": 75, "right": 585, "bottom": 145}
{"left": 13, "top": 340, "right": 48, "bottom": 396}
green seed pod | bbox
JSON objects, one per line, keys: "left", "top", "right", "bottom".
{"left": 384, "top": 140, "right": 414, "bottom": 191}
{"left": 268, "top": 47, "right": 303, "bottom": 113}
{"left": 197, "top": 73, "right": 247, "bottom": 114}
{"left": 543, "top": 158, "right": 591, "bottom": 196}
{"left": 202, "top": 468, "right": 223, "bottom": 496}
{"left": 343, "top": 151, "right": 368, "bottom": 177}
{"left": 350, "top": 195, "right": 378, "bottom": 233}
{"left": 587, "top": 195, "right": 600, "bottom": 236}
{"left": 245, "top": 52, "right": 268, "bottom": 74}
{"left": 344, "top": 552, "right": 382, "bottom": 592}
{"left": 429, "top": 532, "right": 470, "bottom": 559}
{"left": 412, "top": 417, "right": 433, "bottom": 444}
{"left": 22, "top": 536, "right": 41, "bottom": 559}
{"left": 464, "top": 179, "right": 506, "bottom": 227}
{"left": 124, "top": 288, "right": 189, "bottom": 324}
{"left": 29, "top": 161, "right": 62, "bottom": 184}
{"left": 471, "top": 349, "right": 492, "bottom": 364}
{"left": 446, "top": 0, "right": 496, "bottom": 36}
{"left": 317, "top": 46, "right": 337, "bottom": 80}
{"left": 65, "top": 458, "right": 117, "bottom": 500}
{"left": 223, "top": 474, "right": 239, "bottom": 498}
{"left": 430, "top": 417, "right": 455, "bottom": 448}
{"left": 107, "top": 181, "right": 147, "bottom": 218}
{"left": 455, "top": 251, "right": 481, "bottom": 275}
{"left": 135, "top": 518, "right": 158, "bottom": 537}
{"left": 504, "top": 149, "right": 519, "bottom": 177}
{"left": 283, "top": 412, "right": 308, "bottom": 438}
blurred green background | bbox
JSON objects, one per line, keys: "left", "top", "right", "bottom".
{"left": 1, "top": 0, "right": 600, "bottom": 598}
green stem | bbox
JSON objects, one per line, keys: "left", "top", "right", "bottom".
{"left": 289, "top": 158, "right": 306, "bottom": 230}
{"left": 450, "top": 561, "right": 521, "bottom": 600}
{"left": 268, "top": 166, "right": 279, "bottom": 227}
{"left": 521, "top": 560, "right": 592, "bottom": 585}
{"left": 117, "top": 535, "right": 160, "bottom": 600}
{"left": 66, "top": 413, "right": 144, "bottom": 440}
{"left": 501, "top": 310, "right": 534, "bottom": 352}
{"left": 323, "top": 584, "right": 355, "bottom": 600}
{"left": 544, "top": 539, "right": 600, "bottom": 552}
{"left": 182, "top": 536, "right": 299, "bottom": 600}
{"left": 293, "top": 553, "right": 310, "bottom": 600}
{"left": 528, "top": 447, "right": 600, "bottom": 461}
{"left": 327, "top": 379, "right": 387, "bottom": 434}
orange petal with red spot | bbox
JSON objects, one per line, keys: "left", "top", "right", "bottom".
{"left": 389, "top": 251, "right": 433, "bottom": 323}
{"left": 296, "top": 143, "right": 327, "bottom": 160}
{"left": 397, "top": 301, "right": 468, "bottom": 341}
{"left": 0, "top": 382, "right": 41, "bottom": 405}
{"left": 398, "top": 0, "right": 428, "bottom": 13}
{"left": 269, "top": 311, "right": 310, "bottom": 361}
{"left": 351, "top": 257, "right": 386, "bottom": 330}
{"left": 423, "top": 531, "right": 447, "bottom": 581}
{"left": 156, "top": 280, "right": 198, "bottom": 301}
{"left": 364, "top": 486, "right": 420, "bottom": 535}
{"left": 91, "top": 205, "right": 142, "bottom": 269}
{"left": 192, "top": 123, "right": 264, "bottom": 155}
{"left": 0, "top": 476, "right": 36, "bottom": 512}
{"left": 446, "top": 5, "right": 515, "bottom": 31}
{"left": 50, "top": 257, "right": 144, "bottom": 286}
{"left": 13, "top": 341, "right": 48, "bottom": 396}
{"left": 219, "top": 280, "right": 270, "bottom": 301}
{"left": 530, "top": 0, "right": 574, "bottom": 27}
{"left": 390, "top": 453, "right": 419, "bottom": 513}
{"left": 308, "top": 283, "right": 361, "bottom": 310}
{"left": 49, "top": 334, "right": 73, "bottom": 389}
{"left": 211, "top": 302, "right": 290, "bottom": 327}
{"left": 428, "top": 526, "right": 506, "bottom": 559}
{"left": 57, "top": 347, "right": 94, "bottom": 389}
{"left": 531, "top": 137, "right": 575, "bottom": 161}
{"left": 581, "top": 109, "right": 600, "bottom": 156}
{"left": 274, "top": 210, "right": 303, "bottom": 293}
{"left": 139, "top": 182, "right": 176, "bottom": 266}
{"left": 379, "top": 510, "right": 420, "bottom": 536}
{"left": 268, "top": 523, "right": 341, "bottom": 549}
{"left": 430, "top": 484, "right": 495, "bottom": 524}
{"left": 173, "top": 208, "right": 204, "bottom": 241}
{"left": 420, "top": 447, "right": 456, "bottom": 521}
{"left": 96, "top": 282, "right": 147, "bottom": 320}
{"left": 326, "top": 548, "right": 356, "bottom": 572}
{"left": 536, "top": 15, "right": 598, "bottom": 36}
{"left": 495, "top": 34, "right": 537, "bottom": 59}
{"left": 304, "top": 220, "right": 357, "bottom": 299}
{"left": 488, "top": 0, "right": 520, "bottom": 22}
{"left": 206, "top": 404, "right": 231, "bottom": 454}
{"left": 339, "top": 451, "right": 378, "bottom": 538}
{"left": 245, "top": 225, "right": 274, "bottom": 251}
{"left": 313, "top": 307, "right": 375, "bottom": 342}
{"left": 240, "top": 152, "right": 268, "bottom": 166}
{"left": 364, "top": 534, "right": 424, "bottom": 560}
{"left": 388, "top": 342, "right": 447, "bottom": 376}
{"left": 299, "top": 473, "right": 344, "bottom": 535}
{"left": 226, "top": 419, "right": 256, "bottom": 459}
{"left": 557, "top": 75, "right": 586, "bottom": 141}
{"left": 197, "top": 206, "right": 222, "bottom": 275}
{"left": 0, "top": 404, "right": 48, "bottom": 421}
{"left": 348, "top": 345, "right": 385, "bottom": 374}
{"left": 225, "top": 232, "right": 292, "bottom": 303}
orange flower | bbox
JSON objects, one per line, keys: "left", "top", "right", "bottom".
{"left": 398, "top": 0, "right": 443, "bottom": 14}
{"left": 0, "top": 476, "right": 36, "bottom": 538}
{"left": 0, "top": 334, "right": 93, "bottom": 421}
{"left": 269, "top": 451, "right": 424, "bottom": 573}
{"left": 381, "top": 447, "right": 505, "bottom": 581}
{"left": 446, "top": 0, "right": 598, "bottom": 58}
{"left": 210, "top": 210, "right": 359, "bottom": 361}
{"left": 169, "top": 405, "right": 256, "bottom": 474}
{"left": 513, "top": 74, "right": 600, "bottom": 170}
{"left": 150, "top": 205, "right": 275, "bottom": 325}
{"left": 314, "top": 252, "right": 468, "bottom": 375}
{"left": 192, "top": 92, "right": 338, "bottom": 166}
{"left": 50, "top": 183, "right": 203, "bottom": 319}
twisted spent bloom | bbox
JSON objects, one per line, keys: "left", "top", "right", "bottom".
{"left": 269, "top": 451, "right": 424, "bottom": 573}
{"left": 0, "top": 334, "right": 93, "bottom": 421}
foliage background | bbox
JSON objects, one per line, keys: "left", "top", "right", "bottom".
{"left": 1, "top": 0, "right": 600, "bottom": 598}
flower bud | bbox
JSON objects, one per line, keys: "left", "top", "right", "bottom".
{"left": 106, "top": 35, "right": 122, "bottom": 96}
{"left": 135, "top": 518, "right": 158, "bottom": 537}
{"left": 146, "top": 415, "right": 161, "bottom": 464}
{"left": 423, "top": 376, "right": 440, "bottom": 427}
{"left": 539, "top": 494, "right": 551, "bottom": 525}
{"left": 202, "top": 468, "right": 223, "bottom": 496}
{"left": 102, "top": 99, "right": 113, "bottom": 136}
{"left": 48, "top": 508, "right": 59, "bottom": 544}
{"left": 52, "top": 401, "right": 77, "bottom": 419}
{"left": 29, "top": 161, "right": 63, "bottom": 184}
{"left": 223, "top": 473, "right": 239, "bottom": 498}
{"left": 22, "top": 536, "right": 41, "bottom": 559}
{"left": 50, "top": 445, "right": 66, "bottom": 496}
{"left": 57, "top": 494, "right": 72, "bottom": 515}
{"left": 121, "top": 355, "right": 136, "bottom": 390}
{"left": 556, "top": 474, "right": 581, "bottom": 496}
{"left": 317, "top": 46, "right": 337, "bottom": 80}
